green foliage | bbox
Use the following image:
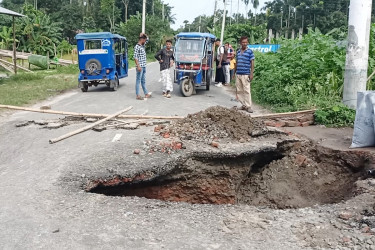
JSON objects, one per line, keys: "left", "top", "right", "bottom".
{"left": 368, "top": 23, "right": 375, "bottom": 89}
{"left": 16, "top": 4, "right": 62, "bottom": 55}
{"left": 118, "top": 14, "right": 173, "bottom": 53}
{"left": 252, "top": 29, "right": 346, "bottom": 112}
{"left": 315, "top": 104, "right": 356, "bottom": 127}
{"left": 225, "top": 23, "right": 267, "bottom": 45}
{"left": 57, "top": 40, "right": 72, "bottom": 54}
{"left": 0, "top": 26, "right": 16, "bottom": 50}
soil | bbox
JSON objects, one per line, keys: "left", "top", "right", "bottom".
{"left": 162, "top": 106, "right": 265, "bottom": 142}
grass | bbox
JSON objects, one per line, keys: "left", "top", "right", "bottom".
{"left": 0, "top": 65, "right": 78, "bottom": 106}
{"left": 0, "top": 55, "right": 156, "bottom": 107}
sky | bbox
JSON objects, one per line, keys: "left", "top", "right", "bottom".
{"left": 162, "top": 0, "right": 268, "bottom": 30}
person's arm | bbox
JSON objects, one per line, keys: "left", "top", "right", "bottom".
{"left": 134, "top": 45, "right": 141, "bottom": 72}
{"left": 218, "top": 46, "right": 224, "bottom": 68}
{"left": 249, "top": 59, "right": 254, "bottom": 81}
{"left": 170, "top": 52, "right": 175, "bottom": 67}
{"left": 154, "top": 49, "right": 162, "bottom": 62}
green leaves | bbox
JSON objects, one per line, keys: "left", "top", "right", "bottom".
{"left": 315, "top": 104, "right": 356, "bottom": 127}
{"left": 252, "top": 29, "right": 345, "bottom": 113}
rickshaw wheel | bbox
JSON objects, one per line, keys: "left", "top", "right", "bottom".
{"left": 206, "top": 70, "right": 211, "bottom": 91}
{"left": 81, "top": 82, "right": 88, "bottom": 92}
{"left": 180, "top": 79, "right": 194, "bottom": 97}
{"left": 110, "top": 75, "right": 119, "bottom": 91}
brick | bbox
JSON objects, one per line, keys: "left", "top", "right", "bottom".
{"left": 301, "top": 121, "right": 314, "bottom": 127}
{"left": 294, "top": 154, "right": 307, "bottom": 167}
{"left": 133, "top": 149, "right": 140, "bottom": 154}
{"left": 285, "top": 121, "right": 301, "bottom": 127}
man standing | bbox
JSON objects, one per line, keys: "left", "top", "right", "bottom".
{"left": 224, "top": 42, "right": 234, "bottom": 86}
{"left": 234, "top": 36, "right": 255, "bottom": 113}
{"left": 154, "top": 40, "right": 174, "bottom": 98}
{"left": 214, "top": 38, "right": 226, "bottom": 87}
{"left": 134, "top": 33, "right": 151, "bottom": 100}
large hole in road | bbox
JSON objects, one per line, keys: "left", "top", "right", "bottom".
{"left": 88, "top": 141, "right": 366, "bottom": 209}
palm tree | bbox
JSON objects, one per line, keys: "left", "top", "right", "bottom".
{"left": 251, "top": 0, "right": 259, "bottom": 25}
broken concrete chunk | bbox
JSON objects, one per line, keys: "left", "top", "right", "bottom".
{"left": 34, "top": 120, "right": 49, "bottom": 125}
{"left": 118, "top": 123, "right": 139, "bottom": 130}
{"left": 40, "top": 105, "right": 51, "bottom": 110}
{"left": 16, "top": 121, "right": 32, "bottom": 127}
{"left": 45, "top": 123, "right": 64, "bottom": 129}
{"left": 92, "top": 126, "right": 106, "bottom": 132}
{"left": 86, "top": 118, "right": 97, "bottom": 123}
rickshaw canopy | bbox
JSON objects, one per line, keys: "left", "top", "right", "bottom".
{"left": 176, "top": 32, "right": 216, "bottom": 40}
{"left": 75, "top": 32, "right": 126, "bottom": 40}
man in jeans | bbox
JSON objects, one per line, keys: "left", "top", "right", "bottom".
{"left": 134, "top": 33, "right": 151, "bottom": 100}
{"left": 154, "top": 40, "right": 174, "bottom": 98}
{"left": 233, "top": 36, "right": 255, "bottom": 113}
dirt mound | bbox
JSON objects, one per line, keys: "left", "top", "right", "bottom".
{"left": 164, "top": 106, "right": 265, "bottom": 142}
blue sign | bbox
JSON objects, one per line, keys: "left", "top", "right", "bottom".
{"left": 248, "top": 44, "right": 280, "bottom": 53}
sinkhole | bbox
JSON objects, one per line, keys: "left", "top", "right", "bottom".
{"left": 88, "top": 141, "right": 367, "bottom": 209}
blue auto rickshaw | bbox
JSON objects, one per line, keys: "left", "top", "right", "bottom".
{"left": 174, "top": 32, "right": 216, "bottom": 97}
{"left": 75, "top": 32, "right": 128, "bottom": 92}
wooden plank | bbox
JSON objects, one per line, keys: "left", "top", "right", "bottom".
{"left": 0, "top": 104, "right": 185, "bottom": 120}
{"left": 49, "top": 106, "right": 133, "bottom": 144}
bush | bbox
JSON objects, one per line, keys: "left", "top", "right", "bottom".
{"left": 252, "top": 29, "right": 346, "bottom": 113}
{"left": 315, "top": 104, "right": 356, "bottom": 127}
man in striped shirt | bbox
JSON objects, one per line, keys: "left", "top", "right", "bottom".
{"left": 234, "top": 36, "right": 255, "bottom": 113}
{"left": 134, "top": 33, "right": 151, "bottom": 100}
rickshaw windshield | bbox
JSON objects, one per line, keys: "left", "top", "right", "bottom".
{"left": 84, "top": 40, "right": 102, "bottom": 50}
{"left": 175, "top": 39, "right": 205, "bottom": 63}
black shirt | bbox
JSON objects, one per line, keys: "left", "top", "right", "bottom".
{"left": 154, "top": 48, "right": 174, "bottom": 71}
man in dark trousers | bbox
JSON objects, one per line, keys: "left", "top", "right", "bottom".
{"left": 155, "top": 40, "right": 175, "bottom": 98}
{"left": 233, "top": 36, "right": 255, "bottom": 113}
{"left": 134, "top": 33, "right": 151, "bottom": 100}
{"left": 214, "top": 38, "right": 226, "bottom": 87}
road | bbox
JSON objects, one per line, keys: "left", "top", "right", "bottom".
{"left": 0, "top": 62, "right": 308, "bottom": 250}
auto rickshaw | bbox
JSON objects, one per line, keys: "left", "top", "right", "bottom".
{"left": 75, "top": 32, "right": 128, "bottom": 92}
{"left": 174, "top": 32, "right": 216, "bottom": 97}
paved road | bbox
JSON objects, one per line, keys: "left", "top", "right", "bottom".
{"left": 0, "top": 63, "right": 304, "bottom": 250}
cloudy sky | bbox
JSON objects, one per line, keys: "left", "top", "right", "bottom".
{"left": 162, "top": 0, "right": 268, "bottom": 30}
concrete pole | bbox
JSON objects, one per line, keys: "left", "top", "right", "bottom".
{"left": 213, "top": 0, "right": 218, "bottom": 32}
{"left": 162, "top": 3, "right": 164, "bottom": 21}
{"left": 220, "top": 0, "right": 227, "bottom": 43}
{"left": 142, "top": 0, "right": 146, "bottom": 33}
{"left": 343, "top": 0, "right": 373, "bottom": 109}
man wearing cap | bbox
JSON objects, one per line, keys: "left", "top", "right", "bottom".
{"left": 134, "top": 32, "right": 151, "bottom": 100}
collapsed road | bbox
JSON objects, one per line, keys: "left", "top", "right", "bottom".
{"left": 1, "top": 63, "right": 375, "bottom": 250}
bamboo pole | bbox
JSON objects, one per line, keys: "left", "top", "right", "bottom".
{"left": 0, "top": 61, "right": 14, "bottom": 73}
{"left": 0, "top": 58, "right": 33, "bottom": 72}
{"left": 0, "top": 104, "right": 185, "bottom": 120}
{"left": 251, "top": 109, "right": 316, "bottom": 118}
{"left": 49, "top": 106, "right": 133, "bottom": 144}
{"left": 367, "top": 68, "right": 375, "bottom": 83}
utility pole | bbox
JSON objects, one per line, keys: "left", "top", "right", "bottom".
{"left": 142, "top": 0, "right": 146, "bottom": 33}
{"left": 220, "top": 0, "right": 227, "bottom": 42}
{"left": 199, "top": 16, "right": 201, "bottom": 32}
{"left": 343, "top": 0, "right": 373, "bottom": 109}
{"left": 162, "top": 3, "right": 164, "bottom": 21}
{"left": 236, "top": 0, "right": 239, "bottom": 23}
{"left": 229, "top": 0, "right": 232, "bottom": 26}
{"left": 213, "top": 0, "right": 218, "bottom": 32}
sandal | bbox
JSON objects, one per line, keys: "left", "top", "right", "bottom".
{"left": 145, "top": 92, "right": 152, "bottom": 98}
{"left": 136, "top": 95, "right": 144, "bottom": 100}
